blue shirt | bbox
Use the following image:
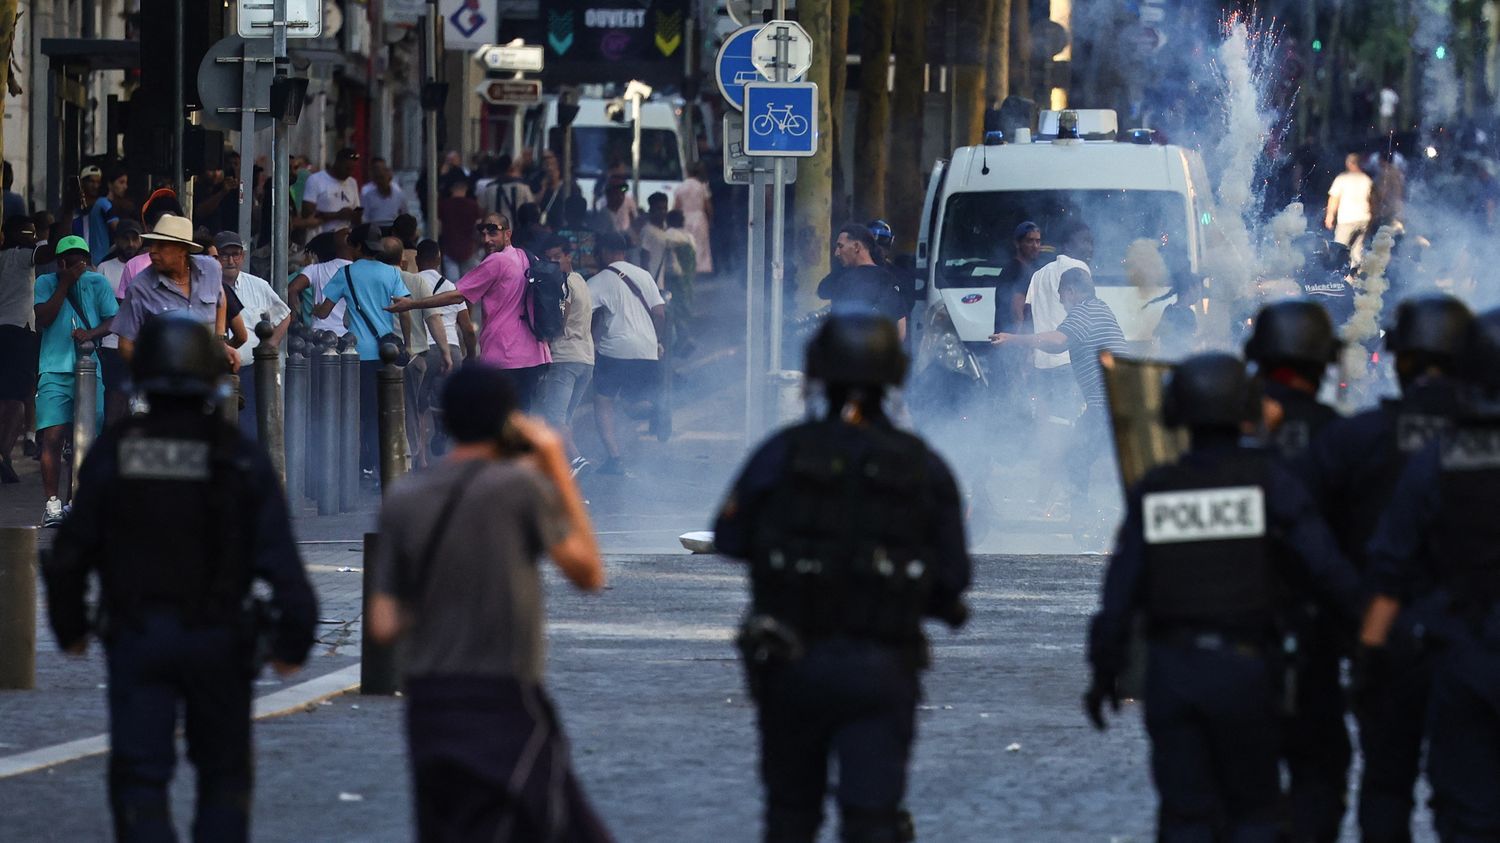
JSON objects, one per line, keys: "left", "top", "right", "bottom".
{"left": 86, "top": 198, "right": 116, "bottom": 265}
{"left": 112, "top": 255, "right": 224, "bottom": 343}
{"left": 320, "top": 259, "right": 411, "bottom": 360}
{"left": 34, "top": 271, "right": 119, "bottom": 374}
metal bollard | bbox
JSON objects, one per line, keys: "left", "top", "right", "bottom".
{"left": 339, "top": 336, "right": 361, "bottom": 511}
{"left": 315, "top": 334, "right": 341, "bottom": 516}
{"left": 305, "top": 329, "right": 328, "bottom": 500}
{"left": 376, "top": 342, "right": 409, "bottom": 493}
{"left": 360, "top": 532, "right": 398, "bottom": 695}
{"left": 284, "top": 337, "right": 309, "bottom": 502}
{"left": 0, "top": 527, "right": 37, "bottom": 690}
{"left": 71, "top": 340, "right": 99, "bottom": 498}
{"left": 254, "top": 321, "right": 286, "bottom": 485}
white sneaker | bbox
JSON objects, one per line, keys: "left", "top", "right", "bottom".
{"left": 42, "top": 497, "right": 65, "bottom": 528}
{"left": 570, "top": 456, "right": 593, "bottom": 478}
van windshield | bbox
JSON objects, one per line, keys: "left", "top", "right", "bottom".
{"left": 571, "top": 127, "right": 682, "bottom": 181}
{"left": 935, "top": 190, "right": 1191, "bottom": 289}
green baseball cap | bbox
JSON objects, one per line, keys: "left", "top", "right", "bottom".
{"left": 55, "top": 235, "right": 89, "bottom": 258}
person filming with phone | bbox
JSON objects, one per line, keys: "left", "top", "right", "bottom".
{"left": 368, "top": 362, "right": 614, "bottom": 843}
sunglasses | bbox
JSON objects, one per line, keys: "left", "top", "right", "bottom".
{"left": 475, "top": 223, "right": 508, "bottom": 235}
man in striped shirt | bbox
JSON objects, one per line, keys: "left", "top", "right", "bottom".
{"left": 991, "top": 268, "right": 1126, "bottom": 537}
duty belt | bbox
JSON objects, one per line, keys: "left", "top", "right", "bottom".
{"left": 1154, "top": 628, "right": 1266, "bottom": 659}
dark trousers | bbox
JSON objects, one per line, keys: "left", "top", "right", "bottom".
{"left": 752, "top": 638, "right": 919, "bottom": 843}
{"left": 360, "top": 360, "right": 379, "bottom": 473}
{"left": 1355, "top": 646, "right": 1432, "bottom": 843}
{"left": 1426, "top": 639, "right": 1500, "bottom": 842}
{"left": 237, "top": 368, "right": 258, "bottom": 441}
{"left": 1066, "top": 404, "right": 1109, "bottom": 499}
{"left": 1284, "top": 631, "right": 1351, "bottom": 842}
{"left": 404, "top": 674, "right": 613, "bottom": 843}
{"left": 502, "top": 364, "right": 547, "bottom": 414}
{"left": 105, "top": 612, "right": 252, "bottom": 843}
{"left": 1144, "top": 643, "right": 1281, "bottom": 843}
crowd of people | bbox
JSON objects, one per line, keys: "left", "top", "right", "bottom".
{"left": 0, "top": 142, "right": 722, "bottom": 525}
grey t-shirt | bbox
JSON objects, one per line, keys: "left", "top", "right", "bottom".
{"left": 373, "top": 459, "right": 569, "bottom": 682}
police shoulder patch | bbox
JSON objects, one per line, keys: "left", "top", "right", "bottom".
{"left": 1142, "top": 485, "right": 1266, "bottom": 544}
{"left": 119, "top": 438, "right": 212, "bottom": 481}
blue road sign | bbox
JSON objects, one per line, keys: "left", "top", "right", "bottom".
{"left": 743, "top": 82, "right": 818, "bottom": 157}
{"left": 714, "top": 25, "right": 762, "bottom": 112}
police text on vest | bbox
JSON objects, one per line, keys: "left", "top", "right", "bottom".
{"left": 1142, "top": 486, "right": 1266, "bottom": 544}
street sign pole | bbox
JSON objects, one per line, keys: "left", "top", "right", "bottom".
{"left": 271, "top": 0, "right": 290, "bottom": 299}
{"left": 768, "top": 7, "right": 789, "bottom": 377}
{"left": 746, "top": 168, "right": 767, "bottom": 443}
{"left": 238, "top": 41, "right": 256, "bottom": 248}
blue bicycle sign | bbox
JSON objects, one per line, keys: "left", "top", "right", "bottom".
{"left": 751, "top": 104, "right": 810, "bottom": 137}
{"left": 742, "top": 82, "right": 819, "bottom": 157}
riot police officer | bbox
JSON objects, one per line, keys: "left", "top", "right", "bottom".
{"left": 1306, "top": 295, "right": 1473, "bottom": 842}
{"left": 1086, "top": 353, "right": 1361, "bottom": 841}
{"left": 1244, "top": 298, "right": 1349, "bottom": 842}
{"left": 713, "top": 314, "right": 970, "bottom": 843}
{"left": 43, "top": 313, "right": 318, "bottom": 842}
{"left": 1360, "top": 306, "right": 1500, "bottom": 842}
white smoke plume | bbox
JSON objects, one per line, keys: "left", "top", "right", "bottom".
{"left": 1414, "top": 0, "right": 1458, "bottom": 125}
{"left": 1340, "top": 225, "right": 1396, "bottom": 381}
{"left": 1123, "top": 238, "right": 1168, "bottom": 290}
{"left": 1259, "top": 201, "right": 1308, "bottom": 280}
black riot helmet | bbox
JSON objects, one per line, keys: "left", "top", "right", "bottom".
{"left": 1385, "top": 294, "right": 1473, "bottom": 361}
{"left": 1244, "top": 299, "right": 1340, "bottom": 367}
{"left": 1161, "top": 353, "right": 1262, "bottom": 430}
{"left": 805, "top": 313, "right": 909, "bottom": 388}
{"left": 131, "top": 312, "right": 223, "bottom": 398}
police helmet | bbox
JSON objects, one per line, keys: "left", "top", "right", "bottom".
{"left": 867, "top": 219, "right": 894, "bottom": 250}
{"left": 131, "top": 313, "right": 222, "bottom": 397}
{"left": 1384, "top": 295, "right": 1473, "bottom": 360}
{"left": 805, "top": 314, "right": 909, "bottom": 388}
{"left": 1459, "top": 307, "right": 1500, "bottom": 392}
{"left": 1244, "top": 299, "right": 1339, "bottom": 366}
{"left": 1161, "top": 353, "right": 1262, "bottom": 429}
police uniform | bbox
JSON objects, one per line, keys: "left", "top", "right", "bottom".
{"left": 1307, "top": 295, "right": 1473, "bottom": 842}
{"left": 43, "top": 316, "right": 317, "bottom": 842}
{"left": 1246, "top": 300, "right": 1350, "bottom": 841}
{"left": 713, "top": 314, "right": 970, "bottom": 843}
{"left": 1088, "top": 354, "right": 1362, "bottom": 842}
{"left": 1363, "top": 310, "right": 1500, "bottom": 841}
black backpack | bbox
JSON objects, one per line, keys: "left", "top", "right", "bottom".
{"left": 521, "top": 250, "right": 569, "bottom": 342}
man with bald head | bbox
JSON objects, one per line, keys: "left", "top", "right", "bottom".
{"left": 380, "top": 235, "right": 450, "bottom": 468}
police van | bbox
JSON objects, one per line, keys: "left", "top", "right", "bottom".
{"left": 912, "top": 109, "right": 1214, "bottom": 388}
{"left": 535, "top": 96, "right": 690, "bottom": 206}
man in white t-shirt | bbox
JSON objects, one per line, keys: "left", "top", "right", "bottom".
{"left": 413, "top": 239, "right": 471, "bottom": 456}
{"left": 586, "top": 232, "right": 664, "bottom": 475}
{"left": 378, "top": 237, "right": 450, "bottom": 469}
{"left": 216, "top": 231, "right": 293, "bottom": 438}
{"left": 360, "top": 158, "right": 407, "bottom": 230}
{"left": 286, "top": 230, "right": 353, "bottom": 337}
{"left": 1325, "top": 153, "right": 1374, "bottom": 265}
{"left": 302, "top": 148, "right": 363, "bottom": 235}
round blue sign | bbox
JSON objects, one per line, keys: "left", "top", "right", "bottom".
{"left": 715, "top": 25, "right": 763, "bottom": 112}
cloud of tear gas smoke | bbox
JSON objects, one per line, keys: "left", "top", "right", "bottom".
{"left": 1124, "top": 238, "right": 1169, "bottom": 290}
{"left": 1260, "top": 202, "right": 1308, "bottom": 281}
{"left": 1199, "top": 19, "right": 1286, "bottom": 323}
{"left": 1339, "top": 225, "right": 1396, "bottom": 387}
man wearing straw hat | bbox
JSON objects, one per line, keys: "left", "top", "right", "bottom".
{"left": 111, "top": 214, "right": 234, "bottom": 373}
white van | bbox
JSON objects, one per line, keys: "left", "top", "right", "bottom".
{"left": 536, "top": 96, "right": 690, "bottom": 207}
{"left": 914, "top": 109, "right": 1213, "bottom": 366}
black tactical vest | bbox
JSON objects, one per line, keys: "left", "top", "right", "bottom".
{"left": 1432, "top": 424, "right": 1500, "bottom": 610}
{"left": 1266, "top": 381, "right": 1337, "bottom": 459}
{"left": 1336, "top": 400, "right": 1453, "bottom": 571}
{"left": 749, "top": 420, "right": 935, "bottom": 648}
{"left": 1139, "top": 450, "right": 1274, "bottom": 629}
{"left": 99, "top": 413, "right": 253, "bottom": 626}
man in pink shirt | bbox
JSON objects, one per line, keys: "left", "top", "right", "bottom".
{"left": 390, "top": 212, "right": 551, "bottom": 409}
